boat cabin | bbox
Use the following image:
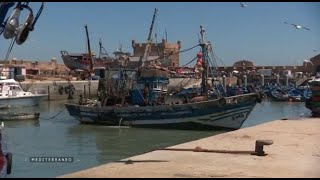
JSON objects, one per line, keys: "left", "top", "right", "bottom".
{"left": 0, "top": 79, "right": 32, "bottom": 98}
{"left": 131, "top": 76, "right": 169, "bottom": 106}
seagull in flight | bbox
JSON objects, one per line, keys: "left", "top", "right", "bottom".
{"left": 304, "top": 59, "right": 314, "bottom": 66}
{"left": 284, "top": 21, "right": 310, "bottom": 30}
{"left": 240, "top": 3, "right": 248, "bottom": 8}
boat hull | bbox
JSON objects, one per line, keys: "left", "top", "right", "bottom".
{"left": 0, "top": 112, "right": 40, "bottom": 121}
{"left": 61, "top": 54, "right": 91, "bottom": 71}
{"left": 65, "top": 93, "right": 258, "bottom": 130}
{"left": 0, "top": 94, "right": 47, "bottom": 107}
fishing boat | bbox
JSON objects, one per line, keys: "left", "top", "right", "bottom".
{"left": 268, "top": 86, "right": 311, "bottom": 102}
{"left": 287, "top": 88, "right": 311, "bottom": 102}
{"left": 0, "top": 112, "right": 40, "bottom": 121}
{"left": 60, "top": 25, "right": 130, "bottom": 79}
{"left": 306, "top": 76, "right": 320, "bottom": 117}
{"left": 0, "top": 122, "right": 12, "bottom": 176}
{"left": 0, "top": 79, "right": 47, "bottom": 107}
{"left": 65, "top": 9, "right": 262, "bottom": 130}
{"left": 269, "top": 88, "right": 290, "bottom": 101}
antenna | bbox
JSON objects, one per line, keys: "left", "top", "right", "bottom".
{"left": 99, "top": 38, "right": 102, "bottom": 59}
{"left": 165, "top": 28, "right": 168, "bottom": 43}
{"left": 200, "top": 25, "right": 205, "bottom": 44}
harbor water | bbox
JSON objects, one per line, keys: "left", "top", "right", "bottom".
{"left": 2, "top": 99, "right": 311, "bottom": 178}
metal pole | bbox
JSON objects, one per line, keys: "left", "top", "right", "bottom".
{"left": 222, "top": 75, "right": 227, "bottom": 93}
{"left": 47, "top": 86, "right": 50, "bottom": 101}
{"left": 243, "top": 75, "right": 247, "bottom": 87}
{"left": 276, "top": 74, "right": 280, "bottom": 85}
{"left": 261, "top": 75, "right": 264, "bottom": 87}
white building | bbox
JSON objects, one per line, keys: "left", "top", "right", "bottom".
{"left": 0, "top": 64, "right": 26, "bottom": 80}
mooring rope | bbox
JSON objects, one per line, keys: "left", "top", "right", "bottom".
{"left": 42, "top": 106, "right": 66, "bottom": 120}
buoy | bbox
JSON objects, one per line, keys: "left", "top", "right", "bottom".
{"left": 197, "top": 52, "right": 202, "bottom": 58}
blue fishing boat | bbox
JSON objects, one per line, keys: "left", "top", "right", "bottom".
{"left": 268, "top": 85, "right": 311, "bottom": 102}
{"left": 287, "top": 88, "right": 311, "bottom": 102}
{"left": 269, "top": 88, "right": 289, "bottom": 101}
{"left": 65, "top": 9, "right": 262, "bottom": 130}
{"left": 306, "top": 76, "right": 320, "bottom": 117}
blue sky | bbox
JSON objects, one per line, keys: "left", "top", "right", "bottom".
{"left": 1, "top": 2, "right": 319, "bottom": 66}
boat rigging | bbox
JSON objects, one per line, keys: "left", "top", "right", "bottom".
{"left": 0, "top": 2, "right": 45, "bottom": 77}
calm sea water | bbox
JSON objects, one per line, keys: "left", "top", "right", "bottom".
{"left": 1, "top": 99, "right": 311, "bottom": 178}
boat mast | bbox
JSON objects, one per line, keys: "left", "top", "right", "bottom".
{"left": 140, "top": 8, "right": 158, "bottom": 67}
{"left": 98, "top": 38, "right": 109, "bottom": 59}
{"left": 99, "top": 38, "right": 102, "bottom": 59}
{"left": 84, "top": 24, "right": 93, "bottom": 71}
{"left": 200, "top": 25, "right": 208, "bottom": 96}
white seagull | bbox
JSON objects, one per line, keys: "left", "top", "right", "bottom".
{"left": 304, "top": 59, "right": 314, "bottom": 66}
{"left": 284, "top": 21, "right": 310, "bottom": 30}
{"left": 240, "top": 3, "right": 248, "bottom": 8}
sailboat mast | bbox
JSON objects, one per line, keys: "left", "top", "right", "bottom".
{"left": 99, "top": 38, "right": 102, "bottom": 59}
{"left": 200, "top": 25, "right": 207, "bottom": 96}
{"left": 85, "top": 24, "right": 93, "bottom": 71}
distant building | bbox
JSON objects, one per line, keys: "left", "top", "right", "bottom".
{"left": 233, "top": 60, "right": 255, "bottom": 70}
{"left": 0, "top": 64, "right": 26, "bottom": 80}
{"left": 215, "top": 58, "right": 315, "bottom": 78}
{"left": 131, "top": 39, "right": 181, "bottom": 68}
{"left": 0, "top": 58, "right": 69, "bottom": 77}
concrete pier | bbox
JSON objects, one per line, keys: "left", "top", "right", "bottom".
{"left": 18, "top": 78, "right": 199, "bottom": 101}
{"left": 20, "top": 80, "right": 99, "bottom": 100}
{"left": 17, "top": 76, "right": 237, "bottom": 101}
{"left": 59, "top": 118, "right": 320, "bottom": 178}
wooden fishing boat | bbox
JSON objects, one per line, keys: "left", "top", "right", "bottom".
{"left": 65, "top": 10, "right": 263, "bottom": 130}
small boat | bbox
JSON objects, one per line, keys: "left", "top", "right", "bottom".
{"left": 0, "top": 112, "right": 40, "bottom": 121}
{"left": 0, "top": 105, "right": 10, "bottom": 110}
{"left": 269, "top": 88, "right": 289, "bottom": 101}
{"left": 288, "top": 88, "right": 306, "bottom": 102}
{"left": 0, "top": 79, "right": 47, "bottom": 107}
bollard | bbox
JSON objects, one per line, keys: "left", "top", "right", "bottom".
{"left": 47, "top": 86, "right": 50, "bottom": 101}
{"left": 68, "top": 89, "right": 73, "bottom": 100}
{"left": 88, "top": 81, "right": 91, "bottom": 98}
{"left": 261, "top": 75, "right": 265, "bottom": 87}
{"left": 158, "top": 139, "right": 274, "bottom": 157}
{"left": 286, "top": 75, "right": 289, "bottom": 87}
{"left": 251, "top": 140, "right": 274, "bottom": 156}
